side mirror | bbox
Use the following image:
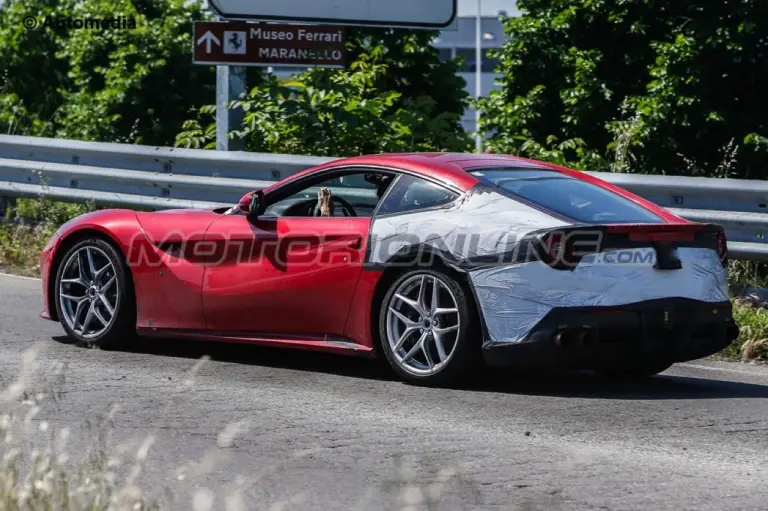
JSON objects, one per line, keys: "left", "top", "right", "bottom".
{"left": 238, "top": 190, "right": 265, "bottom": 218}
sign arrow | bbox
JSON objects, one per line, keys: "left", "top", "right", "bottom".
{"left": 192, "top": 21, "right": 346, "bottom": 69}
{"left": 196, "top": 31, "right": 221, "bottom": 54}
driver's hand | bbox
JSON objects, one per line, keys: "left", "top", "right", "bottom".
{"left": 318, "top": 187, "right": 333, "bottom": 217}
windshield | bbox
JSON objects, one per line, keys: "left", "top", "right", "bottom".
{"left": 469, "top": 167, "right": 664, "bottom": 224}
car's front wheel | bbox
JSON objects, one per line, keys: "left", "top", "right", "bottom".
{"left": 54, "top": 237, "right": 136, "bottom": 349}
{"left": 378, "top": 267, "right": 482, "bottom": 386}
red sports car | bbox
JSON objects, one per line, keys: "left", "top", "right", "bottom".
{"left": 39, "top": 153, "right": 739, "bottom": 385}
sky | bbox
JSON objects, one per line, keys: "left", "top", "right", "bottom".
{"left": 456, "top": 0, "right": 519, "bottom": 16}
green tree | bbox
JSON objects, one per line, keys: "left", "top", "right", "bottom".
{"left": 176, "top": 28, "right": 471, "bottom": 156}
{"left": 0, "top": 0, "right": 76, "bottom": 136}
{"left": 0, "top": 0, "right": 216, "bottom": 145}
{"left": 479, "top": 0, "right": 768, "bottom": 178}
{"left": 55, "top": 0, "right": 216, "bottom": 145}
{"left": 619, "top": 2, "right": 768, "bottom": 179}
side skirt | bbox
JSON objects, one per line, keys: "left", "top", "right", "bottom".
{"left": 135, "top": 328, "right": 376, "bottom": 358}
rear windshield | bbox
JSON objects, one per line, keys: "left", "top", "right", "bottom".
{"left": 469, "top": 168, "right": 663, "bottom": 224}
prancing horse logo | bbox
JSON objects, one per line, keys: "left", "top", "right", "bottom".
{"left": 229, "top": 32, "right": 242, "bottom": 53}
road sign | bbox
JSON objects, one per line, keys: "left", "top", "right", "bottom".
{"left": 193, "top": 22, "right": 346, "bottom": 68}
{"left": 207, "top": 0, "right": 457, "bottom": 28}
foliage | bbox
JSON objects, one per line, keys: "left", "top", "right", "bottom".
{"left": 0, "top": 0, "right": 215, "bottom": 145}
{"left": 728, "top": 300, "right": 768, "bottom": 361}
{"left": 0, "top": 198, "right": 93, "bottom": 276}
{"left": 727, "top": 260, "right": 768, "bottom": 295}
{"left": 0, "top": 0, "right": 74, "bottom": 137}
{"left": 479, "top": 0, "right": 768, "bottom": 177}
{"left": 176, "top": 28, "right": 471, "bottom": 156}
{"left": 1, "top": 1, "right": 469, "bottom": 151}
{"left": 0, "top": 223, "right": 56, "bottom": 276}
{"left": 12, "top": 197, "right": 93, "bottom": 225}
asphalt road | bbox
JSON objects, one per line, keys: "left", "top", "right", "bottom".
{"left": 1, "top": 273, "right": 767, "bottom": 510}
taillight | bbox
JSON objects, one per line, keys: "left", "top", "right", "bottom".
{"left": 541, "top": 232, "right": 577, "bottom": 270}
{"left": 716, "top": 230, "right": 727, "bottom": 266}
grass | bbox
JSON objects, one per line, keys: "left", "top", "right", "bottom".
{"left": 728, "top": 299, "right": 768, "bottom": 361}
{"left": 0, "top": 347, "right": 151, "bottom": 510}
{"left": 0, "top": 198, "right": 93, "bottom": 276}
{"left": 0, "top": 346, "right": 472, "bottom": 510}
{"left": 0, "top": 348, "right": 251, "bottom": 510}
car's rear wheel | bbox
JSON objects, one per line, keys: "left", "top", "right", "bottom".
{"left": 378, "top": 268, "right": 482, "bottom": 386}
{"left": 54, "top": 238, "right": 136, "bottom": 349}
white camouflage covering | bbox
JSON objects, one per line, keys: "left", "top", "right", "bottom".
{"left": 369, "top": 186, "right": 728, "bottom": 347}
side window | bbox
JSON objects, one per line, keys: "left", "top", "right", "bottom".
{"left": 264, "top": 170, "right": 396, "bottom": 217}
{"left": 376, "top": 174, "right": 459, "bottom": 215}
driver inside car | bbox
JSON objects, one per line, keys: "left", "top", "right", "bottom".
{"left": 317, "top": 187, "right": 334, "bottom": 217}
{"left": 316, "top": 174, "right": 394, "bottom": 217}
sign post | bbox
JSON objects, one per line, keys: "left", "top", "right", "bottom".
{"left": 216, "top": 65, "right": 246, "bottom": 151}
{"left": 194, "top": 21, "right": 347, "bottom": 151}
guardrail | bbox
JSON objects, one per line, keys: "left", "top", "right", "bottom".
{"left": 1, "top": 134, "right": 767, "bottom": 261}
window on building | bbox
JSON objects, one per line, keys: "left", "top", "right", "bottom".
{"left": 456, "top": 48, "right": 475, "bottom": 72}
{"left": 437, "top": 48, "right": 453, "bottom": 62}
{"left": 455, "top": 48, "right": 500, "bottom": 73}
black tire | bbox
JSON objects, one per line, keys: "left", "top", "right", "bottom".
{"left": 54, "top": 237, "right": 136, "bottom": 349}
{"left": 378, "top": 267, "right": 483, "bottom": 387}
{"left": 594, "top": 360, "right": 673, "bottom": 379}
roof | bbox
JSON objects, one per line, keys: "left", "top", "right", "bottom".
{"left": 261, "top": 151, "right": 685, "bottom": 223}
{"left": 313, "top": 152, "right": 552, "bottom": 191}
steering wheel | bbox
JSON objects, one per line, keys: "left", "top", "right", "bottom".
{"left": 313, "top": 195, "right": 357, "bottom": 217}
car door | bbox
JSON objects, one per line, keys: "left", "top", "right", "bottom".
{"left": 199, "top": 169, "right": 384, "bottom": 337}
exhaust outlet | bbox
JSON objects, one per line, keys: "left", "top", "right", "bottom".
{"left": 578, "top": 329, "right": 596, "bottom": 347}
{"left": 553, "top": 330, "right": 567, "bottom": 349}
{"left": 554, "top": 329, "right": 594, "bottom": 349}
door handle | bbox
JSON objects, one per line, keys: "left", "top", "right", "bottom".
{"left": 310, "top": 236, "right": 362, "bottom": 251}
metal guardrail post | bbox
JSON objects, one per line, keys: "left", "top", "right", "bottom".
{"left": 0, "top": 196, "right": 16, "bottom": 219}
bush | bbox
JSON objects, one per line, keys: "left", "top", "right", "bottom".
{"left": 0, "top": 223, "right": 56, "bottom": 276}
{"left": 0, "top": 0, "right": 215, "bottom": 145}
{"left": 728, "top": 300, "right": 768, "bottom": 361}
{"left": 478, "top": 0, "right": 768, "bottom": 178}
{"left": 176, "top": 28, "right": 471, "bottom": 156}
{"left": 0, "top": 198, "right": 93, "bottom": 276}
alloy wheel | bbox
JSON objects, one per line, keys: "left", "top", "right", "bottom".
{"left": 58, "top": 246, "right": 119, "bottom": 340}
{"left": 385, "top": 273, "right": 461, "bottom": 376}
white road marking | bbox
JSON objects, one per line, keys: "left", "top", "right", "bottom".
{"left": 0, "top": 272, "right": 41, "bottom": 281}
{"left": 677, "top": 362, "right": 767, "bottom": 378}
